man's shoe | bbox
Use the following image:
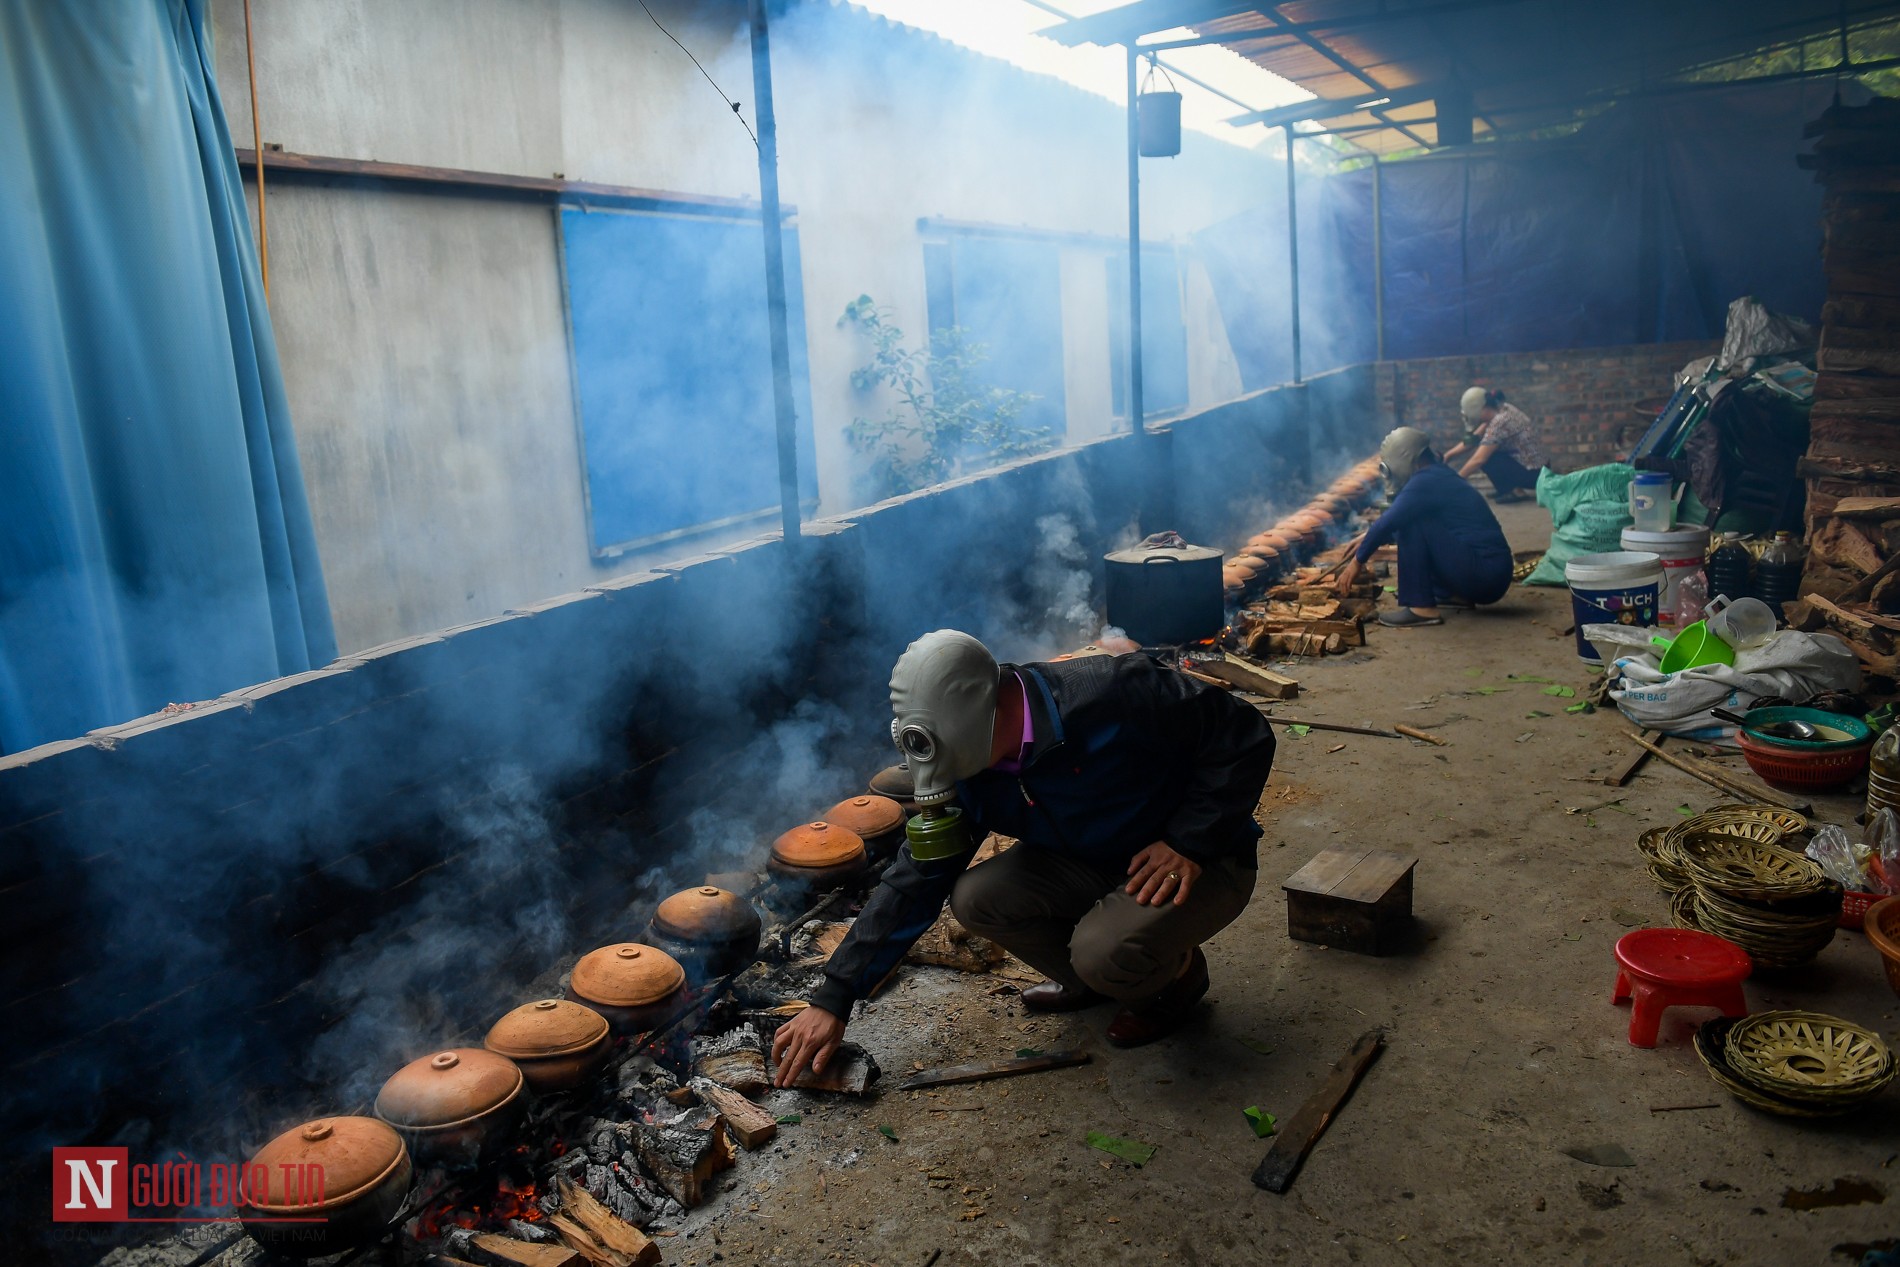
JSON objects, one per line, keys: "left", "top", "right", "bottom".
{"left": 1021, "top": 980, "right": 1108, "bottom": 1012}
{"left": 1105, "top": 948, "right": 1210, "bottom": 1047}
{"left": 1377, "top": 607, "right": 1445, "bottom": 628}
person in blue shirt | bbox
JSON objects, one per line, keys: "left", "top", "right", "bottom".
{"left": 1337, "top": 427, "right": 1515, "bottom": 628}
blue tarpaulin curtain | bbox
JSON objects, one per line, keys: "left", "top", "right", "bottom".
{"left": 0, "top": 0, "right": 334, "bottom": 753}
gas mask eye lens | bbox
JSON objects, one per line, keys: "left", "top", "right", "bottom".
{"left": 898, "top": 725, "right": 937, "bottom": 763}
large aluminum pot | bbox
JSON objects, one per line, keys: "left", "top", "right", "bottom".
{"left": 1104, "top": 541, "right": 1224, "bottom": 646}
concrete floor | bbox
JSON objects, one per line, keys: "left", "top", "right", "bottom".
{"left": 674, "top": 502, "right": 1900, "bottom": 1267}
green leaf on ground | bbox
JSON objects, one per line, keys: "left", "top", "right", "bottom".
{"left": 1565, "top": 701, "right": 1596, "bottom": 714}
{"left": 776, "top": 1113, "right": 802, "bottom": 1125}
{"left": 1237, "top": 1037, "right": 1275, "bottom": 1056}
{"left": 877, "top": 1124, "right": 899, "bottom": 1142}
{"left": 1015, "top": 1048, "right": 1043, "bottom": 1059}
{"left": 1087, "top": 1131, "right": 1158, "bottom": 1167}
{"left": 1472, "top": 686, "right": 1507, "bottom": 695}
{"left": 1612, "top": 909, "right": 1646, "bottom": 926}
{"left": 1541, "top": 685, "right": 1577, "bottom": 698}
{"left": 1562, "top": 932, "right": 1584, "bottom": 942}
{"left": 1676, "top": 804, "right": 1694, "bottom": 817}
{"left": 1286, "top": 724, "right": 1311, "bottom": 738}
{"left": 1243, "top": 1106, "right": 1278, "bottom": 1139}
{"left": 1526, "top": 710, "right": 1551, "bottom": 719}
{"left": 1383, "top": 585, "right": 1398, "bottom": 593}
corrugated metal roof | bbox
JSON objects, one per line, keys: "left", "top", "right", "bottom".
{"left": 1045, "top": 0, "right": 1900, "bottom": 154}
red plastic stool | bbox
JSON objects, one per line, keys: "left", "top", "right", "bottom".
{"left": 1611, "top": 928, "right": 1751, "bottom": 1048}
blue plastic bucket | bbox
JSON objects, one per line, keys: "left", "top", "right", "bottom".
{"left": 1565, "top": 550, "right": 1664, "bottom": 662}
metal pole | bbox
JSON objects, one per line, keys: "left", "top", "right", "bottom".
{"left": 1125, "top": 44, "right": 1145, "bottom": 440}
{"left": 1284, "top": 125, "right": 1302, "bottom": 384}
{"left": 749, "top": 0, "right": 801, "bottom": 546}
{"left": 1371, "top": 154, "right": 1384, "bottom": 362}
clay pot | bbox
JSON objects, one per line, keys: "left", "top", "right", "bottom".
{"left": 566, "top": 943, "right": 686, "bottom": 1036}
{"left": 650, "top": 885, "right": 762, "bottom": 981}
{"left": 374, "top": 1048, "right": 525, "bottom": 1169}
{"left": 486, "top": 998, "right": 613, "bottom": 1091}
{"left": 868, "top": 764, "right": 919, "bottom": 814}
{"left": 821, "top": 794, "right": 907, "bottom": 859}
{"left": 243, "top": 1117, "right": 412, "bottom": 1258}
{"left": 768, "top": 820, "right": 868, "bottom": 893}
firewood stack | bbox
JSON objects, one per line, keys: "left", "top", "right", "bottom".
{"left": 1788, "top": 97, "right": 1900, "bottom": 680}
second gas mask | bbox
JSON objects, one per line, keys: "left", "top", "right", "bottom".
{"left": 888, "top": 630, "right": 1000, "bottom": 806}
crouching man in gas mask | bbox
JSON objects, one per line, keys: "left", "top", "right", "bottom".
{"left": 772, "top": 629, "right": 1276, "bottom": 1086}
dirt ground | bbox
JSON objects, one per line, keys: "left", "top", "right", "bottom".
{"left": 673, "top": 501, "right": 1900, "bottom": 1267}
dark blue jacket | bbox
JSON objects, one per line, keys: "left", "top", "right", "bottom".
{"left": 812, "top": 653, "right": 1275, "bottom": 1017}
{"left": 1356, "top": 463, "right": 1513, "bottom": 572}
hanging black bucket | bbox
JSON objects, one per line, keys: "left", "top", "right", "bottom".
{"left": 1138, "top": 90, "right": 1182, "bottom": 157}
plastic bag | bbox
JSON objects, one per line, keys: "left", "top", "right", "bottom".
{"left": 1872, "top": 809, "right": 1900, "bottom": 895}
{"left": 1806, "top": 825, "right": 1866, "bottom": 891}
{"left": 1604, "top": 628, "right": 1863, "bottom": 741}
{"left": 1525, "top": 463, "right": 1635, "bottom": 586}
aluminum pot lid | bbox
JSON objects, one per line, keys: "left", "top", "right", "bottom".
{"left": 772, "top": 820, "right": 866, "bottom": 869}
{"left": 868, "top": 764, "right": 914, "bottom": 799}
{"left": 822, "top": 794, "right": 906, "bottom": 840}
{"left": 485, "top": 998, "right": 612, "bottom": 1058}
{"left": 374, "top": 1048, "right": 523, "bottom": 1130}
{"left": 1104, "top": 543, "right": 1221, "bottom": 565}
{"left": 569, "top": 943, "right": 685, "bottom": 1009}
{"left": 652, "top": 886, "right": 762, "bottom": 945}
{"left": 248, "top": 1116, "right": 408, "bottom": 1212}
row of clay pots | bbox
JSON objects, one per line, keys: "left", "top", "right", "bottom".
{"left": 1222, "top": 457, "right": 1383, "bottom": 597}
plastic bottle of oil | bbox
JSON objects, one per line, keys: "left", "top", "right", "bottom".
{"left": 1755, "top": 531, "right": 1805, "bottom": 622}
{"left": 1706, "top": 533, "right": 1754, "bottom": 604}
{"left": 1871, "top": 726, "right": 1900, "bottom": 826}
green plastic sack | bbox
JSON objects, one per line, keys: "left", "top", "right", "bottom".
{"left": 1525, "top": 463, "right": 1634, "bottom": 586}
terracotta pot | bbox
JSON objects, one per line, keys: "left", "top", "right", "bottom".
{"left": 768, "top": 820, "right": 869, "bottom": 892}
{"left": 486, "top": 998, "right": 613, "bottom": 1091}
{"left": 650, "top": 886, "right": 762, "bottom": 980}
{"left": 243, "top": 1117, "right": 412, "bottom": 1258}
{"left": 820, "top": 794, "right": 907, "bottom": 858}
{"left": 374, "top": 1048, "right": 526, "bottom": 1169}
{"left": 867, "top": 764, "right": 919, "bottom": 813}
{"left": 566, "top": 944, "right": 686, "bottom": 1036}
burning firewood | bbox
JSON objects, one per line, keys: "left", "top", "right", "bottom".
{"left": 690, "top": 1023, "right": 769, "bottom": 1095}
{"left": 551, "top": 1179, "right": 663, "bottom": 1267}
{"left": 457, "top": 1231, "right": 585, "bottom": 1267}
{"left": 689, "top": 1076, "right": 779, "bottom": 1149}
{"left": 631, "top": 1107, "right": 736, "bottom": 1207}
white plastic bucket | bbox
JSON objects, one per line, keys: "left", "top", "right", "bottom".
{"left": 1566, "top": 550, "right": 1664, "bottom": 663}
{"left": 1621, "top": 524, "right": 1711, "bottom": 627}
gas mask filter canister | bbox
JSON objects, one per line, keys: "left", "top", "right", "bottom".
{"left": 888, "top": 630, "right": 1000, "bottom": 806}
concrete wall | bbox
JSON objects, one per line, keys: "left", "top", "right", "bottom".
{"left": 209, "top": 0, "right": 1283, "bottom": 653}
{"left": 0, "top": 367, "right": 1377, "bottom": 1202}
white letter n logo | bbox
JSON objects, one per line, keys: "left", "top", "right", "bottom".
{"left": 51, "top": 1148, "right": 127, "bottom": 1221}
{"left": 65, "top": 1158, "right": 116, "bottom": 1209}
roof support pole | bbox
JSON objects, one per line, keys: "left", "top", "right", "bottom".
{"left": 1371, "top": 154, "right": 1384, "bottom": 361}
{"left": 1125, "top": 43, "right": 1146, "bottom": 446}
{"left": 749, "top": 0, "right": 801, "bottom": 547}
{"left": 1285, "top": 124, "right": 1302, "bottom": 384}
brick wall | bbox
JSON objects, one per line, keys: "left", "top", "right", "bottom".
{"left": 1373, "top": 341, "right": 1719, "bottom": 470}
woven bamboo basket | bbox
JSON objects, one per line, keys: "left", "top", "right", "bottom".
{"left": 1679, "top": 835, "right": 1830, "bottom": 900}
{"left": 1694, "top": 1018, "right": 1839, "bottom": 1118}
{"left": 1722, "top": 1011, "right": 1896, "bottom": 1107}
{"left": 1691, "top": 887, "right": 1840, "bottom": 968}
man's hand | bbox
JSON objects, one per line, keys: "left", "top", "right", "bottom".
{"left": 1126, "top": 841, "right": 1203, "bottom": 907}
{"left": 1334, "top": 556, "right": 1362, "bottom": 598}
{"left": 770, "top": 1004, "right": 846, "bottom": 1088}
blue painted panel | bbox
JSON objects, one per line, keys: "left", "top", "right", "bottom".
{"left": 560, "top": 208, "right": 816, "bottom": 552}
{"left": 945, "top": 235, "right": 1067, "bottom": 438}
{"left": 1109, "top": 248, "right": 1189, "bottom": 416}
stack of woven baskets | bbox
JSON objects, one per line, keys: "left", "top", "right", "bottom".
{"left": 1695, "top": 1010, "right": 1896, "bottom": 1116}
{"left": 1636, "top": 805, "right": 1842, "bottom": 968}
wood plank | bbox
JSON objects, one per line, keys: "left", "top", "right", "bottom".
{"left": 1623, "top": 732, "right": 1811, "bottom": 815}
{"left": 766, "top": 1042, "right": 880, "bottom": 1094}
{"left": 896, "top": 1049, "right": 1091, "bottom": 1091}
{"left": 1393, "top": 724, "right": 1447, "bottom": 746}
{"left": 1283, "top": 845, "right": 1371, "bottom": 896}
{"left": 1604, "top": 731, "right": 1661, "bottom": 787}
{"left": 1331, "top": 851, "right": 1417, "bottom": 904}
{"left": 1188, "top": 654, "right": 1299, "bottom": 700}
{"left": 1251, "top": 1029, "right": 1385, "bottom": 1193}
{"left": 1832, "top": 495, "right": 1900, "bottom": 518}
{"left": 690, "top": 1077, "right": 779, "bottom": 1149}
{"left": 466, "top": 1234, "right": 585, "bottom": 1267}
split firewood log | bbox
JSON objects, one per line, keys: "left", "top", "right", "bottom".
{"left": 690, "top": 1024, "right": 768, "bottom": 1096}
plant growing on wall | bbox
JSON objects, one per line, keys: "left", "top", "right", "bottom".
{"left": 841, "top": 294, "right": 1050, "bottom": 497}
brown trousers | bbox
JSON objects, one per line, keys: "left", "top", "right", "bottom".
{"left": 949, "top": 845, "right": 1256, "bottom": 1001}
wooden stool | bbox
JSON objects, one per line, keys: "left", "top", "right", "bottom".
{"left": 1612, "top": 928, "right": 1751, "bottom": 1048}
{"left": 1283, "top": 846, "right": 1417, "bottom": 956}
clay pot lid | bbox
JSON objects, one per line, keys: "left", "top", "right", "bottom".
{"left": 1229, "top": 557, "right": 1261, "bottom": 575}
{"left": 247, "top": 1116, "right": 407, "bottom": 1212}
{"left": 653, "top": 885, "right": 761, "bottom": 944}
{"left": 823, "top": 794, "right": 905, "bottom": 839}
{"left": 569, "top": 943, "right": 685, "bottom": 1009}
{"left": 772, "top": 821, "right": 866, "bottom": 869}
{"left": 868, "top": 764, "right": 914, "bottom": 799}
{"left": 1262, "top": 531, "right": 1293, "bottom": 549}
{"left": 374, "top": 1048, "right": 523, "bottom": 1130}
{"left": 485, "top": 998, "right": 612, "bottom": 1059}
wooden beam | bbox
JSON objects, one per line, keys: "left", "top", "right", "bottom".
{"left": 1252, "top": 1029, "right": 1385, "bottom": 1192}
{"left": 233, "top": 147, "right": 784, "bottom": 218}
{"left": 897, "top": 1050, "right": 1092, "bottom": 1091}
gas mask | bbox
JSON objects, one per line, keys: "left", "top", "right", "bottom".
{"left": 1379, "top": 426, "right": 1431, "bottom": 494}
{"left": 888, "top": 630, "right": 1000, "bottom": 807}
